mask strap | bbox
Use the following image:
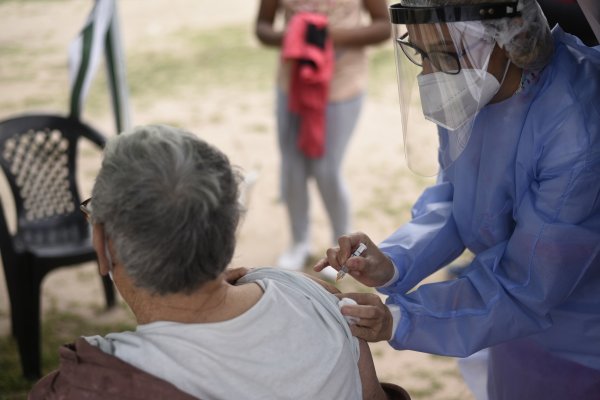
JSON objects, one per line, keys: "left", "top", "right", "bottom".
{"left": 105, "top": 233, "right": 115, "bottom": 281}
{"left": 498, "top": 58, "right": 511, "bottom": 87}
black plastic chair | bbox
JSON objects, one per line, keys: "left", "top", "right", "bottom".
{"left": 0, "top": 114, "right": 115, "bottom": 380}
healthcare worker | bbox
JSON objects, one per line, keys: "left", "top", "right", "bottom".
{"left": 314, "top": 0, "right": 600, "bottom": 398}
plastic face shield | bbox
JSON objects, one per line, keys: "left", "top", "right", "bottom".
{"left": 389, "top": 2, "right": 519, "bottom": 176}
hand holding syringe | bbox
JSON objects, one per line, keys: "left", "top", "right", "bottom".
{"left": 336, "top": 242, "right": 367, "bottom": 281}
{"left": 314, "top": 233, "right": 395, "bottom": 288}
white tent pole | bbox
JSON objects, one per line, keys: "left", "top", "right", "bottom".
{"left": 104, "top": 2, "right": 131, "bottom": 134}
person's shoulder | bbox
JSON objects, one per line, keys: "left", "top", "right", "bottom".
{"left": 524, "top": 76, "right": 599, "bottom": 178}
{"left": 546, "top": 27, "right": 600, "bottom": 92}
{"left": 240, "top": 267, "right": 338, "bottom": 300}
{"left": 240, "top": 267, "right": 315, "bottom": 289}
{"left": 552, "top": 26, "right": 600, "bottom": 65}
{"left": 528, "top": 28, "right": 600, "bottom": 151}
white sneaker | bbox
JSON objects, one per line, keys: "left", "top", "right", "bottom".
{"left": 277, "top": 242, "right": 310, "bottom": 271}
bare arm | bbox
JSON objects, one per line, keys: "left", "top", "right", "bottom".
{"left": 305, "top": 274, "right": 388, "bottom": 399}
{"left": 255, "top": 0, "right": 284, "bottom": 47}
{"left": 256, "top": 0, "right": 391, "bottom": 48}
{"left": 358, "top": 339, "right": 388, "bottom": 400}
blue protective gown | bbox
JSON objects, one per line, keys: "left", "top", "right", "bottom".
{"left": 378, "top": 27, "right": 600, "bottom": 396}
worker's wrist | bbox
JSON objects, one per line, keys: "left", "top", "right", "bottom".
{"left": 386, "top": 304, "right": 401, "bottom": 341}
{"left": 378, "top": 260, "right": 400, "bottom": 288}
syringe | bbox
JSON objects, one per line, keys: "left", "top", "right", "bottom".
{"left": 336, "top": 242, "right": 367, "bottom": 281}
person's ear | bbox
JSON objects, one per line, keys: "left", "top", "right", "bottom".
{"left": 92, "top": 223, "right": 111, "bottom": 276}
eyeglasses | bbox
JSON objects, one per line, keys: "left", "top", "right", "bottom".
{"left": 80, "top": 197, "right": 92, "bottom": 222}
{"left": 397, "top": 32, "right": 462, "bottom": 75}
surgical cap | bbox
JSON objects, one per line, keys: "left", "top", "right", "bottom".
{"left": 399, "top": 0, "right": 554, "bottom": 70}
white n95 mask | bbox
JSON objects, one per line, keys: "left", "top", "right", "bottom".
{"left": 417, "top": 69, "right": 501, "bottom": 131}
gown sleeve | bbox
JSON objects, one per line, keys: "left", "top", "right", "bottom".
{"left": 381, "top": 87, "right": 600, "bottom": 357}
{"left": 377, "top": 174, "right": 466, "bottom": 296}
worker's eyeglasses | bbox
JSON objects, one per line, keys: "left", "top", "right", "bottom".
{"left": 80, "top": 197, "right": 92, "bottom": 222}
{"left": 397, "top": 32, "right": 462, "bottom": 75}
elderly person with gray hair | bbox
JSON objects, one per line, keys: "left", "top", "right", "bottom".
{"left": 29, "top": 125, "right": 410, "bottom": 400}
{"left": 315, "top": 0, "right": 600, "bottom": 399}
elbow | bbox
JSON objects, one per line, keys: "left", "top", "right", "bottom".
{"left": 364, "top": 19, "right": 391, "bottom": 45}
{"left": 254, "top": 24, "right": 266, "bottom": 45}
{"left": 255, "top": 22, "right": 280, "bottom": 47}
{"left": 376, "top": 21, "right": 392, "bottom": 43}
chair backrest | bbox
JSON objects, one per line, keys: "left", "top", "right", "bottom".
{"left": 0, "top": 114, "right": 106, "bottom": 250}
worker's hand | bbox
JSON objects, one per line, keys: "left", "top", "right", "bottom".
{"left": 313, "top": 232, "right": 395, "bottom": 288}
{"left": 223, "top": 267, "right": 250, "bottom": 284}
{"left": 336, "top": 292, "right": 393, "bottom": 343}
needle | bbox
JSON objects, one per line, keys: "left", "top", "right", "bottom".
{"left": 336, "top": 242, "right": 367, "bottom": 281}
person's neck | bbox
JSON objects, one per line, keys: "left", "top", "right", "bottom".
{"left": 126, "top": 277, "right": 262, "bottom": 325}
{"left": 489, "top": 61, "right": 523, "bottom": 104}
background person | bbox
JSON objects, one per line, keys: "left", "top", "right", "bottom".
{"left": 255, "top": 0, "right": 391, "bottom": 277}
{"left": 315, "top": 0, "right": 600, "bottom": 398}
{"left": 29, "top": 125, "right": 409, "bottom": 400}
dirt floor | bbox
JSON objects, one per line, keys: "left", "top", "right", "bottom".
{"left": 0, "top": 1, "right": 475, "bottom": 399}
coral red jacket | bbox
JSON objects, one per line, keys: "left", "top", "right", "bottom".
{"left": 282, "top": 12, "right": 334, "bottom": 158}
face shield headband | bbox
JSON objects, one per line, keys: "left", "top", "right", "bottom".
{"left": 389, "top": 1, "right": 520, "bottom": 177}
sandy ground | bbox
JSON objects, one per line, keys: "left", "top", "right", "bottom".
{"left": 0, "top": 1, "right": 475, "bottom": 398}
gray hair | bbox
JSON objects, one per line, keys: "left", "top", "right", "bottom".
{"left": 91, "top": 125, "right": 243, "bottom": 295}
{"left": 399, "top": 0, "right": 554, "bottom": 70}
